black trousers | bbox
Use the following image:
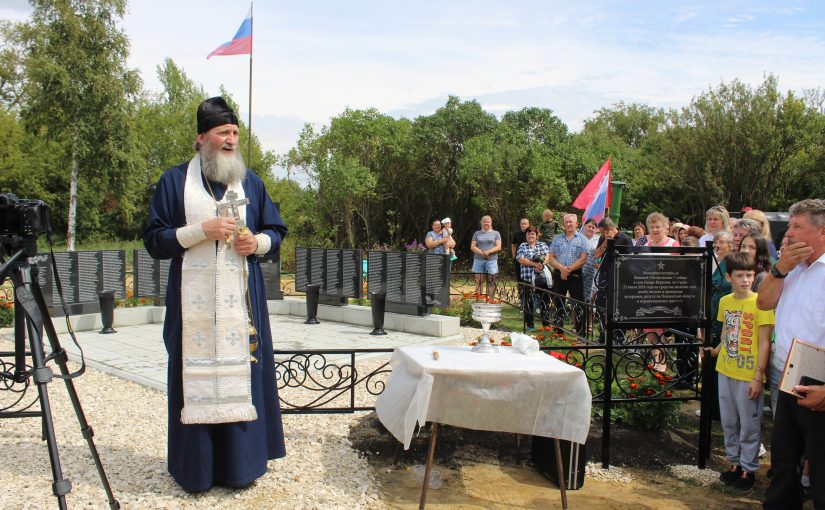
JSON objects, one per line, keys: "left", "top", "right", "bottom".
{"left": 551, "top": 269, "right": 584, "bottom": 332}
{"left": 523, "top": 281, "right": 551, "bottom": 328}
{"left": 764, "top": 391, "right": 825, "bottom": 509}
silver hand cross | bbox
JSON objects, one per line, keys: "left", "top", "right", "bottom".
{"left": 217, "top": 190, "right": 250, "bottom": 229}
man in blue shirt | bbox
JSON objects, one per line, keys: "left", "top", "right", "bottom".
{"left": 547, "top": 213, "right": 589, "bottom": 333}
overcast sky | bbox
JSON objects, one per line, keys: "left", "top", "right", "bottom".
{"left": 2, "top": 0, "right": 824, "bottom": 177}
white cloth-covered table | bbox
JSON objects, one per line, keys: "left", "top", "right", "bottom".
{"left": 375, "top": 345, "right": 592, "bottom": 449}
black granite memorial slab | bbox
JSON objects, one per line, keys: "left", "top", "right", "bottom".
{"left": 76, "top": 251, "right": 101, "bottom": 303}
{"left": 134, "top": 249, "right": 159, "bottom": 298}
{"left": 425, "top": 253, "right": 450, "bottom": 307}
{"left": 101, "top": 251, "right": 126, "bottom": 299}
{"left": 610, "top": 254, "right": 707, "bottom": 324}
{"left": 295, "top": 247, "right": 363, "bottom": 305}
{"left": 366, "top": 250, "right": 451, "bottom": 316}
{"left": 341, "top": 249, "right": 361, "bottom": 298}
{"left": 52, "top": 251, "right": 77, "bottom": 306}
{"left": 27, "top": 250, "right": 127, "bottom": 316}
{"left": 133, "top": 249, "right": 169, "bottom": 304}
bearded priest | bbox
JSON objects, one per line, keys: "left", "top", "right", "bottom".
{"left": 144, "top": 97, "right": 288, "bottom": 492}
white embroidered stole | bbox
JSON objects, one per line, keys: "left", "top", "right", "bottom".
{"left": 179, "top": 156, "right": 257, "bottom": 424}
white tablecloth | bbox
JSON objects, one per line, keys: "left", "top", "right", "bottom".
{"left": 375, "top": 345, "right": 592, "bottom": 449}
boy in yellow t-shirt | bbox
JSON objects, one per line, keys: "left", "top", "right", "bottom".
{"left": 707, "top": 252, "right": 774, "bottom": 493}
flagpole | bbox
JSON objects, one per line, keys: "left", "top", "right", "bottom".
{"left": 247, "top": 1, "right": 253, "bottom": 166}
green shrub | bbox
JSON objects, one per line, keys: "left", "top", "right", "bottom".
{"left": 591, "top": 370, "right": 681, "bottom": 430}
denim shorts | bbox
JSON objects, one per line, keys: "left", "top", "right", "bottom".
{"left": 472, "top": 258, "right": 499, "bottom": 275}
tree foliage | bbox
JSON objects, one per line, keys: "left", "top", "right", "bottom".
{"left": 19, "top": 0, "right": 142, "bottom": 246}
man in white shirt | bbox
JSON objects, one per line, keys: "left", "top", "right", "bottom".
{"left": 758, "top": 199, "right": 825, "bottom": 509}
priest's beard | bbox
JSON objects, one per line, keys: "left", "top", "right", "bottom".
{"left": 200, "top": 141, "right": 246, "bottom": 185}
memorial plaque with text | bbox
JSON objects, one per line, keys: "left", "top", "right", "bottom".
{"left": 367, "top": 251, "right": 384, "bottom": 295}
{"left": 28, "top": 253, "right": 53, "bottom": 302}
{"left": 76, "top": 251, "right": 102, "bottom": 303}
{"left": 295, "top": 247, "right": 309, "bottom": 291}
{"left": 325, "top": 250, "right": 341, "bottom": 293}
{"left": 158, "top": 259, "right": 171, "bottom": 297}
{"left": 134, "top": 249, "right": 159, "bottom": 297}
{"left": 309, "top": 248, "right": 325, "bottom": 287}
{"left": 52, "top": 252, "right": 77, "bottom": 305}
{"left": 611, "top": 255, "right": 707, "bottom": 324}
{"left": 425, "top": 253, "right": 450, "bottom": 307}
{"left": 101, "top": 250, "right": 126, "bottom": 298}
{"left": 341, "top": 249, "right": 361, "bottom": 298}
{"left": 385, "top": 252, "right": 404, "bottom": 302}
{"left": 404, "top": 253, "right": 422, "bottom": 304}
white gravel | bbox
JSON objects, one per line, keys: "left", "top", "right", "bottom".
{"left": 0, "top": 333, "right": 386, "bottom": 510}
{"left": 585, "top": 462, "right": 633, "bottom": 483}
{"left": 668, "top": 464, "right": 722, "bottom": 486}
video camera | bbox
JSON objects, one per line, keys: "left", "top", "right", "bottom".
{"left": 0, "top": 193, "right": 50, "bottom": 236}
{"left": 0, "top": 193, "right": 51, "bottom": 257}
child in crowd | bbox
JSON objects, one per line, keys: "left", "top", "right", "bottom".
{"left": 706, "top": 252, "right": 774, "bottom": 492}
{"left": 441, "top": 217, "right": 458, "bottom": 261}
{"left": 538, "top": 209, "right": 559, "bottom": 241}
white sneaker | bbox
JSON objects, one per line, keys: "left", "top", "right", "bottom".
{"left": 758, "top": 443, "right": 767, "bottom": 458}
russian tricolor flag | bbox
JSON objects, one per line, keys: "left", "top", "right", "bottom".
{"left": 572, "top": 159, "right": 612, "bottom": 224}
{"left": 207, "top": 7, "right": 252, "bottom": 59}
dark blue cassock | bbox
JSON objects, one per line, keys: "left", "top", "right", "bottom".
{"left": 144, "top": 162, "right": 287, "bottom": 492}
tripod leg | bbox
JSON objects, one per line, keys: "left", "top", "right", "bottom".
{"left": 15, "top": 263, "right": 121, "bottom": 510}
{"left": 16, "top": 286, "right": 71, "bottom": 510}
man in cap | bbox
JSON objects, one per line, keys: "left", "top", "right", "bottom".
{"left": 144, "top": 97, "right": 287, "bottom": 492}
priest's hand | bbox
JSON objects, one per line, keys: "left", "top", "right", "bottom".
{"left": 203, "top": 217, "right": 237, "bottom": 241}
{"left": 235, "top": 231, "right": 258, "bottom": 256}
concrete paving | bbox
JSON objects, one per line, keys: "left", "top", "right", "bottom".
{"left": 4, "top": 308, "right": 463, "bottom": 393}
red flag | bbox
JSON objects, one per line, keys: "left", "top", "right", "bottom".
{"left": 572, "top": 159, "right": 612, "bottom": 210}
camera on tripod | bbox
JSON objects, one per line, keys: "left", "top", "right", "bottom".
{"left": 0, "top": 193, "right": 50, "bottom": 236}
{"left": 0, "top": 193, "right": 51, "bottom": 257}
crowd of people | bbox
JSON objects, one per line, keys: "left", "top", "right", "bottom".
{"left": 426, "top": 199, "right": 825, "bottom": 506}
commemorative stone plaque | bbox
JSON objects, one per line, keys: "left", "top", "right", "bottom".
{"left": 367, "top": 250, "right": 451, "bottom": 316}
{"left": 385, "top": 251, "right": 404, "bottom": 303}
{"left": 27, "top": 250, "right": 127, "bottom": 316}
{"left": 342, "top": 249, "right": 360, "bottom": 297}
{"left": 425, "top": 253, "right": 450, "bottom": 307}
{"left": 309, "top": 248, "right": 325, "bottom": 287}
{"left": 101, "top": 250, "right": 126, "bottom": 298}
{"left": 158, "top": 259, "right": 171, "bottom": 298}
{"left": 52, "top": 252, "right": 77, "bottom": 305}
{"left": 326, "top": 249, "right": 341, "bottom": 293}
{"left": 611, "top": 254, "right": 707, "bottom": 324}
{"left": 134, "top": 249, "right": 159, "bottom": 297}
{"left": 367, "top": 251, "right": 385, "bottom": 295}
{"left": 404, "top": 253, "right": 422, "bottom": 303}
{"left": 76, "top": 251, "right": 101, "bottom": 303}
{"left": 295, "top": 247, "right": 362, "bottom": 304}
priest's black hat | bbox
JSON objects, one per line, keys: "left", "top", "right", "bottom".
{"left": 197, "top": 96, "right": 239, "bottom": 134}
